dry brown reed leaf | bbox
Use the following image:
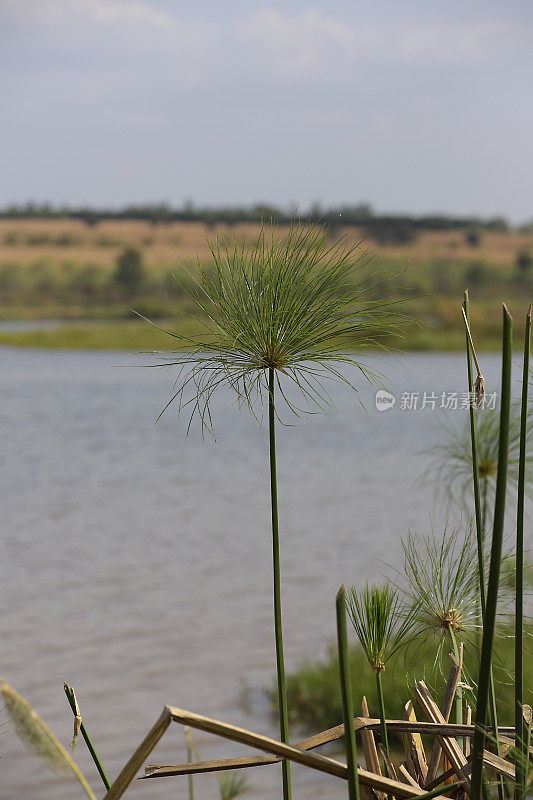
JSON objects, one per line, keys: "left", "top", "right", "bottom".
{"left": 475, "top": 374, "right": 485, "bottom": 407}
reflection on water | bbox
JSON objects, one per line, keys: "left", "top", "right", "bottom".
{"left": 0, "top": 347, "right": 526, "bottom": 799}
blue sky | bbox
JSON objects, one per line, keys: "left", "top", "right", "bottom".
{"left": 2, "top": 0, "right": 532, "bottom": 220}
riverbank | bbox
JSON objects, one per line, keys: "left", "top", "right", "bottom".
{"left": 0, "top": 315, "right": 513, "bottom": 350}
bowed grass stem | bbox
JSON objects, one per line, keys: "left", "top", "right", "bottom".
{"left": 64, "top": 683, "right": 110, "bottom": 791}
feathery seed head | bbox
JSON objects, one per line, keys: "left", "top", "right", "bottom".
{"left": 0, "top": 680, "right": 96, "bottom": 799}
{"left": 427, "top": 404, "right": 533, "bottom": 511}
{"left": 346, "top": 582, "right": 415, "bottom": 673}
{"left": 397, "top": 525, "right": 480, "bottom": 642}
{"left": 144, "top": 218, "right": 405, "bottom": 434}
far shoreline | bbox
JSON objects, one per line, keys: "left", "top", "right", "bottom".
{"left": 0, "top": 316, "right": 514, "bottom": 352}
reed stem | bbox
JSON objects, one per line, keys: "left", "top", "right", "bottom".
{"left": 375, "top": 670, "right": 389, "bottom": 757}
{"left": 417, "top": 782, "right": 463, "bottom": 800}
{"left": 463, "top": 292, "right": 485, "bottom": 611}
{"left": 515, "top": 306, "right": 531, "bottom": 800}
{"left": 448, "top": 629, "right": 463, "bottom": 749}
{"left": 63, "top": 683, "right": 110, "bottom": 791}
{"left": 336, "top": 586, "right": 360, "bottom": 800}
{"left": 470, "top": 305, "right": 512, "bottom": 800}
{"left": 463, "top": 294, "right": 504, "bottom": 797}
{"left": 268, "top": 367, "right": 291, "bottom": 800}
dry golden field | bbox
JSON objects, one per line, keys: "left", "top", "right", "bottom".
{"left": 0, "top": 217, "right": 532, "bottom": 349}
{"left": 1, "top": 217, "right": 532, "bottom": 270}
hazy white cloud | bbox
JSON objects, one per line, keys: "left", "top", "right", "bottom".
{"left": 1, "top": 1, "right": 532, "bottom": 218}
{"left": 238, "top": 8, "right": 520, "bottom": 80}
{"left": 3, "top": 0, "right": 213, "bottom": 84}
{"left": 240, "top": 9, "right": 357, "bottom": 78}
{"left": 5, "top": 0, "right": 204, "bottom": 40}
{"left": 2, "top": 2, "right": 524, "bottom": 86}
{"left": 396, "top": 19, "right": 515, "bottom": 60}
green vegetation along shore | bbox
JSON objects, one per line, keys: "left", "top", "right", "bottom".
{"left": 0, "top": 310, "right": 524, "bottom": 351}
{"left": 282, "top": 623, "right": 533, "bottom": 736}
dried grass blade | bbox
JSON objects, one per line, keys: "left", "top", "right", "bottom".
{"left": 166, "top": 705, "right": 451, "bottom": 800}
{"left": 413, "top": 682, "right": 470, "bottom": 787}
{"left": 425, "top": 648, "right": 463, "bottom": 786}
{"left": 403, "top": 701, "right": 427, "bottom": 784}
{"left": 103, "top": 707, "right": 172, "bottom": 800}
{"left": 361, "top": 697, "right": 386, "bottom": 800}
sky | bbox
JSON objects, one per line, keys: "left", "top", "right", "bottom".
{"left": 1, "top": 0, "right": 532, "bottom": 221}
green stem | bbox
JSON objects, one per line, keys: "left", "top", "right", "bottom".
{"left": 470, "top": 305, "right": 512, "bottom": 800}
{"left": 64, "top": 683, "right": 110, "bottom": 791}
{"left": 463, "top": 294, "right": 505, "bottom": 800}
{"left": 336, "top": 586, "right": 360, "bottom": 800}
{"left": 448, "top": 629, "right": 463, "bottom": 750}
{"left": 489, "top": 669, "right": 506, "bottom": 794}
{"left": 268, "top": 367, "right": 291, "bottom": 800}
{"left": 375, "top": 670, "right": 389, "bottom": 757}
{"left": 417, "top": 782, "right": 463, "bottom": 800}
{"left": 515, "top": 306, "right": 531, "bottom": 800}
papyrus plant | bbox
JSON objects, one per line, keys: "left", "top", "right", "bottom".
{"left": 145, "top": 218, "right": 403, "bottom": 800}
{"left": 397, "top": 526, "right": 481, "bottom": 736}
{"left": 428, "top": 405, "right": 533, "bottom": 533}
{"left": 347, "top": 582, "right": 415, "bottom": 759}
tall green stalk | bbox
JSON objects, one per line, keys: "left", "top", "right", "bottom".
{"left": 269, "top": 368, "right": 291, "bottom": 800}
{"left": 463, "top": 294, "right": 505, "bottom": 796}
{"left": 336, "top": 586, "right": 360, "bottom": 800}
{"left": 470, "top": 305, "right": 512, "bottom": 800}
{"left": 515, "top": 306, "right": 531, "bottom": 800}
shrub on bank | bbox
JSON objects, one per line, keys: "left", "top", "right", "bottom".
{"left": 283, "top": 624, "right": 533, "bottom": 734}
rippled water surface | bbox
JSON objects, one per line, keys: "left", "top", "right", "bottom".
{"left": 0, "top": 347, "right": 526, "bottom": 799}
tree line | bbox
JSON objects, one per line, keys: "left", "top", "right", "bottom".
{"left": 0, "top": 201, "right": 513, "bottom": 237}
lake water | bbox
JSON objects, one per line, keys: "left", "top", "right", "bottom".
{"left": 0, "top": 347, "right": 528, "bottom": 799}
